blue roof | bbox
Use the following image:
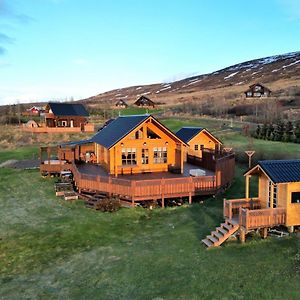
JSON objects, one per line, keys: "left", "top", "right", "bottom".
{"left": 91, "top": 114, "right": 150, "bottom": 149}
{"left": 258, "top": 160, "right": 300, "bottom": 183}
{"left": 175, "top": 127, "right": 204, "bottom": 143}
{"left": 48, "top": 102, "right": 89, "bottom": 117}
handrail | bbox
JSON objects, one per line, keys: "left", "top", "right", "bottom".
{"left": 240, "top": 207, "right": 286, "bottom": 230}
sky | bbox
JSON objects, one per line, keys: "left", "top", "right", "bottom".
{"left": 0, "top": 0, "right": 300, "bottom": 105}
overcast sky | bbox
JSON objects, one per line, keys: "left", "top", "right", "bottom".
{"left": 0, "top": 0, "right": 300, "bottom": 105}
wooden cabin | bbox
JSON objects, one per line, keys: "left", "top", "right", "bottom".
{"left": 134, "top": 96, "right": 155, "bottom": 108}
{"left": 244, "top": 83, "right": 271, "bottom": 98}
{"left": 24, "top": 102, "right": 94, "bottom": 133}
{"left": 40, "top": 114, "right": 235, "bottom": 206}
{"left": 176, "top": 127, "right": 222, "bottom": 159}
{"left": 115, "top": 99, "right": 128, "bottom": 108}
{"left": 203, "top": 159, "right": 300, "bottom": 248}
{"left": 64, "top": 114, "right": 186, "bottom": 176}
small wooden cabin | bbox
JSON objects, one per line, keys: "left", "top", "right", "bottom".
{"left": 115, "top": 99, "right": 128, "bottom": 108}
{"left": 244, "top": 83, "right": 271, "bottom": 98}
{"left": 176, "top": 127, "right": 222, "bottom": 159}
{"left": 134, "top": 96, "right": 155, "bottom": 108}
{"left": 203, "top": 159, "right": 300, "bottom": 248}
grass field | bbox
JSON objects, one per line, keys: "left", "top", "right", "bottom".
{"left": 0, "top": 146, "right": 299, "bottom": 299}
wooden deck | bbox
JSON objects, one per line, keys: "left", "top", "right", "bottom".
{"left": 40, "top": 146, "right": 235, "bottom": 205}
{"left": 23, "top": 124, "right": 94, "bottom": 133}
{"left": 224, "top": 198, "right": 286, "bottom": 230}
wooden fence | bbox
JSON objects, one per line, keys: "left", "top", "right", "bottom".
{"left": 223, "top": 198, "right": 261, "bottom": 219}
{"left": 71, "top": 163, "right": 217, "bottom": 201}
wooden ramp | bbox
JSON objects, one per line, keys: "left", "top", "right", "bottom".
{"left": 202, "top": 219, "right": 239, "bottom": 248}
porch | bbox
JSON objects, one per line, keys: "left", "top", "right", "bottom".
{"left": 224, "top": 198, "right": 286, "bottom": 230}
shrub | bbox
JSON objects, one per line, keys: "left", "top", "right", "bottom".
{"left": 94, "top": 197, "right": 121, "bottom": 212}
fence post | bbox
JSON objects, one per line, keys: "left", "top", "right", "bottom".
{"left": 131, "top": 180, "right": 136, "bottom": 199}
{"left": 161, "top": 178, "right": 165, "bottom": 208}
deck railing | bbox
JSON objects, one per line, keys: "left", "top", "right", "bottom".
{"left": 239, "top": 207, "right": 286, "bottom": 230}
{"left": 224, "top": 198, "right": 261, "bottom": 219}
{"left": 70, "top": 162, "right": 217, "bottom": 201}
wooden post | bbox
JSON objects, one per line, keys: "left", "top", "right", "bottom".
{"left": 260, "top": 227, "right": 268, "bottom": 239}
{"left": 188, "top": 192, "right": 192, "bottom": 205}
{"left": 239, "top": 228, "right": 246, "bottom": 243}
{"left": 131, "top": 199, "right": 135, "bottom": 208}
{"left": 239, "top": 207, "right": 242, "bottom": 226}
{"left": 131, "top": 180, "right": 136, "bottom": 199}
{"left": 229, "top": 201, "right": 232, "bottom": 220}
{"left": 108, "top": 177, "right": 112, "bottom": 196}
{"left": 180, "top": 143, "right": 184, "bottom": 174}
{"left": 161, "top": 178, "right": 165, "bottom": 208}
{"left": 245, "top": 175, "right": 250, "bottom": 199}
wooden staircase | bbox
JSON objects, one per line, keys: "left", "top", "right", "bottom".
{"left": 202, "top": 219, "right": 240, "bottom": 248}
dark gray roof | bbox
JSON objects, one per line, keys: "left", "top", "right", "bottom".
{"left": 60, "top": 139, "right": 92, "bottom": 148}
{"left": 91, "top": 114, "right": 150, "bottom": 149}
{"left": 175, "top": 127, "right": 204, "bottom": 143}
{"left": 48, "top": 102, "right": 89, "bottom": 117}
{"left": 258, "top": 160, "right": 300, "bottom": 183}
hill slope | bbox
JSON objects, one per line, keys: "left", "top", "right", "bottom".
{"left": 84, "top": 51, "right": 300, "bottom": 107}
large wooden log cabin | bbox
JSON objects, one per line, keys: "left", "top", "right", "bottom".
{"left": 203, "top": 159, "right": 300, "bottom": 248}
{"left": 24, "top": 102, "right": 94, "bottom": 133}
{"left": 40, "top": 114, "right": 235, "bottom": 206}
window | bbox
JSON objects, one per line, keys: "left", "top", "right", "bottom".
{"left": 147, "top": 128, "right": 161, "bottom": 139}
{"left": 153, "top": 147, "right": 167, "bottom": 164}
{"left": 141, "top": 149, "right": 149, "bottom": 164}
{"left": 131, "top": 128, "right": 143, "bottom": 139}
{"left": 268, "top": 180, "right": 272, "bottom": 208}
{"left": 273, "top": 185, "right": 277, "bottom": 208}
{"left": 58, "top": 120, "right": 67, "bottom": 127}
{"left": 121, "top": 148, "right": 136, "bottom": 165}
{"left": 291, "top": 192, "right": 300, "bottom": 203}
{"left": 194, "top": 145, "right": 199, "bottom": 151}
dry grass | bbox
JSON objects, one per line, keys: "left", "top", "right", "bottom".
{"left": 0, "top": 125, "right": 94, "bottom": 150}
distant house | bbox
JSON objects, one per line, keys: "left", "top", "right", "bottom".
{"left": 244, "top": 83, "right": 271, "bottom": 98}
{"left": 24, "top": 102, "right": 94, "bottom": 133}
{"left": 45, "top": 103, "right": 89, "bottom": 128}
{"left": 115, "top": 99, "right": 128, "bottom": 108}
{"left": 176, "top": 127, "right": 222, "bottom": 159}
{"left": 134, "top": 96, "right": 155, "bottom": 108}
{"left": 22, "top": 106, "right": 45, "bottom": 116}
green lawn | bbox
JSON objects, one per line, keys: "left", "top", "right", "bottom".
{"left": 0, "top": 148, "right": 299, "bottom": 299}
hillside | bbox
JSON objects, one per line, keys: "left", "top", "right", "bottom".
{"left": 84, "top": 51, "right": 300, "bottom": 114}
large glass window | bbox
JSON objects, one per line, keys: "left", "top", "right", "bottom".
{"left": 153, "top": 147, "right": 167, "bottom": 164}
{"left": 291, "top": 192, "right": 300, "bottom": 203}
{"left": 121, "top": 148, "right": 136, "bottom": 165}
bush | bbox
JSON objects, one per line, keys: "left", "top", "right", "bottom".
{"left": 94, "top": 197, "right": 121, "bottom": 212}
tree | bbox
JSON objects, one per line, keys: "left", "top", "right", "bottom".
{"left": 274, "top": 119, "right": 285, "bottom": 141}
{"left": 260, "top": 123, "right": 268, "bottom": 139}
{"left": 294, "top": 121, "right": 300, "bottom": 143}
{"left": 283, "top": 121, "right": 294, "bottom": 143}
{"left": 266, "top": 123, "right": 275, "bottom": 140}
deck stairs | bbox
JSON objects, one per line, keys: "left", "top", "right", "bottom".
{"left": 202, "top": 219, "right": 240, "bottom": 248}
